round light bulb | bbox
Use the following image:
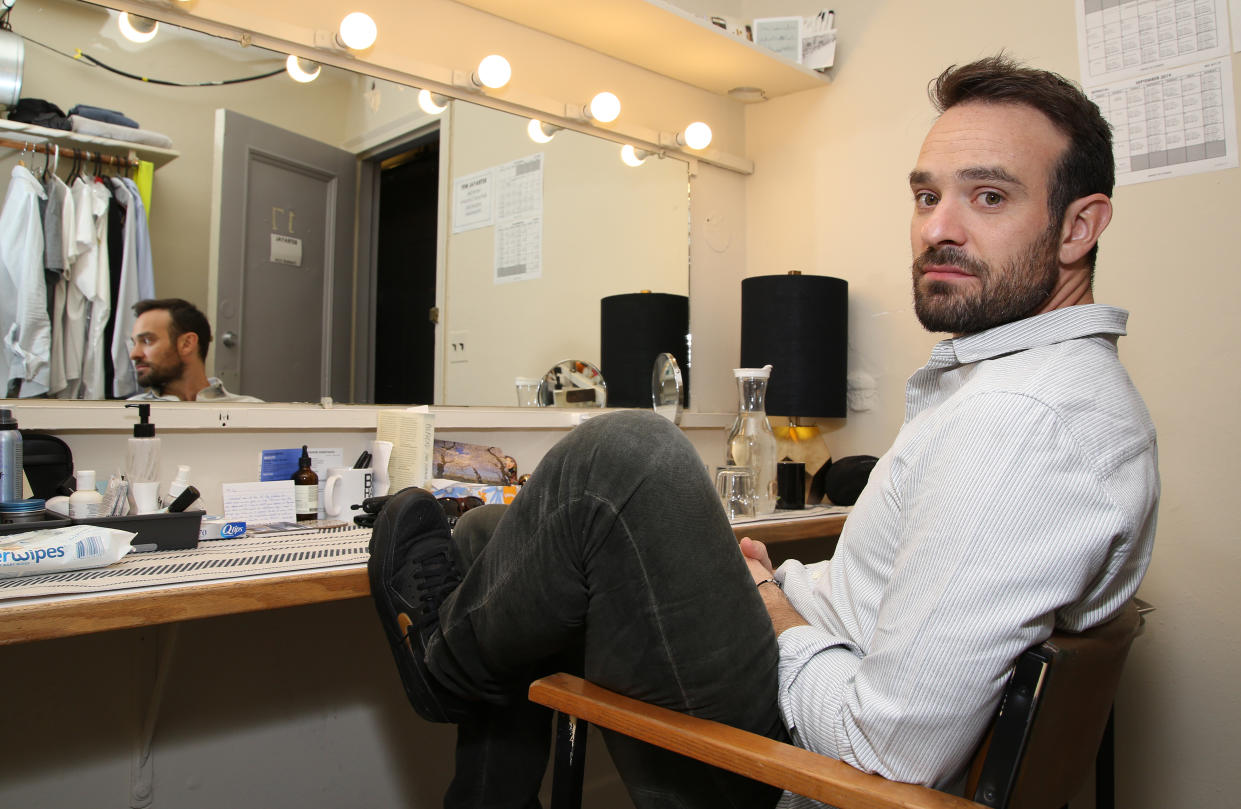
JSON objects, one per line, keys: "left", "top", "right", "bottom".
{"left": 620, "top": 145, "right": 647, "bottom": 167}
{"left": 527, "top": 119, "right": 555, "bottom": 144}
{"left": 118, "top": 12, "right": 159, "bottom": 44}
{"left": 338, "top": 12, "right": 378, "bottom": 50}
{"left": 588, "top": 91, "right": 621, "bottom": 123}
{"left": 418, "top": 89, "right": 448, "bottom": 114}
{"left": 285, "top": 55, "right": 321, "bottom": 83}
{"left": 475, "top": 54, "right": 511, "bottom": 89}
{"left": 681, "top": 121, "right": 712, "bottom": 150}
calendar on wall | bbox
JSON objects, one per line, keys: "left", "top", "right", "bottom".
{"left": 1076, "top": 0, "right": 1238, "bottom": 185}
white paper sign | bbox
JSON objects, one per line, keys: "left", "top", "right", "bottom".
{"left": 452, "top": 168, "right": 494, "bottom": 233}
{"left": 222, "top": 480, "right": 297, "bottom": 523}
{"left": 269, "top": 233, "right": 302, "bottom": 267}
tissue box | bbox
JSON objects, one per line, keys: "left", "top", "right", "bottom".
{"left": 430, "top": 480, "right": 518, "bottom": 505}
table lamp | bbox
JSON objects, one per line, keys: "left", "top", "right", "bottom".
{"left": 600, "top": 291, "right": 690, "bottom": 409}
{"left": 740, "top": 272, "right": 848, "bottom": 501}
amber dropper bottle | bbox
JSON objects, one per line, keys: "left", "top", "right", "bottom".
{"left": 293, "top": 445, "right": 319, "bottom": 521}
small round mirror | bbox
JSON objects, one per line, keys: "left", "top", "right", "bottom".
{"left": 537, "top": 359, "right": 608, "bottom": 407}
{"left": 651, "top": 352, "right": 683, "bottom": 425}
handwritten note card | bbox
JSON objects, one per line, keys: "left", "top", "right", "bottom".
{"left": 753, "top": 16, "right": 802, "bottom": 63}
{"left": 222, "top": 480, "right": 297, "bottom": 524}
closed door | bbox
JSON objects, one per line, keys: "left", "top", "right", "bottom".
{"left": 212, "top": 109, "right": 356, "bottom": 402}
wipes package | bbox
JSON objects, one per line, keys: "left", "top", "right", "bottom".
{"left": 0, "top": 525, "right": 135, "bottom": 579}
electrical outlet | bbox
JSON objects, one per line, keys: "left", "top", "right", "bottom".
{"left": 448, "top": 331, "right": 469, "bottom": 363}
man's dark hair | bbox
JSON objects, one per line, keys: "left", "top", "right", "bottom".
{"left": 133, "top": 298, "right": 212, "bottom": 361}
{"left": 929, "top": 55, "right": 1114, "bottom": 270}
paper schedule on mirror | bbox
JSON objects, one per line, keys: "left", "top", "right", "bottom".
{"left": 452, "top": 153, "right": 545, "bottom": 283}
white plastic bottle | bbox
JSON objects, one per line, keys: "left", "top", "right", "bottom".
{"left": 125, "top": 403, "right": 162, "bottom": 512}
{"left": 69, "top": 470, "right": 104, "bottom": 518}
{"left": 166, "top": 464, "right": 203, "bottom": 511}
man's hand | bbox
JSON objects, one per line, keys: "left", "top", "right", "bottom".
{"left": 739, "top": 536, "right": 773, "bottom": 582}
{"left": 739, "top": 536, "right": 809, "bottom": 634}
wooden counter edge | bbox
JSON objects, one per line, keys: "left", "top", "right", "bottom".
{"left": 0, "top": 566, "right": 370, "bottom": 646}
{"left": 733, "top": 512, "right": 846, "bottom": 545}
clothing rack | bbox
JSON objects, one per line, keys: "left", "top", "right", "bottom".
{"left": 0, "top": 135, "right": 140, "bottom": 169}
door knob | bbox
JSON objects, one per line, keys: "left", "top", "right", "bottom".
{"left": 221, "top": 331, "right": 238, "bottom": 348}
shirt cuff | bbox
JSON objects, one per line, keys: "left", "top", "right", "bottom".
{"left": 775, "top": 624, "right": 863, "bottom": 755}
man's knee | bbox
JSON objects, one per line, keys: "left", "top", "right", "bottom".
{"left": 454, "top": 504, "right": 508, "bottom": 566}
{"left": 567, "top": 410, "right": 686, "bottom": 456}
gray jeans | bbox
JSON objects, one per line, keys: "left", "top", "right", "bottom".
{"left": 429, "top": 410, "right": 786, "bottom": 809}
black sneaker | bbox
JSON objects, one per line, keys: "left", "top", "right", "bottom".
{"left": 367, "top": 486, "right": 476, "bottom": 723}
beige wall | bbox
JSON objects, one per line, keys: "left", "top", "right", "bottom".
{"left": 442, "top": 101, "right": 689, "bottom": 406}
{"left": 742, "top": 2, "right": 1241, "bottom": 807}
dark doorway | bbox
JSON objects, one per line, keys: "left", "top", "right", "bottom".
{"left": 372, "top": 132, "right": 439, "bottom": 404}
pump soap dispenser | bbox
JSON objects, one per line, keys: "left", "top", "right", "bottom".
{"left": 125, "top": 403, "right": 162, "bottom": 511}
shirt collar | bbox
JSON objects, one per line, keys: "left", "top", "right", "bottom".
{"left": 927, "top": 304, "right": 1130, "bottom": 369}
{"left": 139, "top": 378, "right": 229, "bottom": 401}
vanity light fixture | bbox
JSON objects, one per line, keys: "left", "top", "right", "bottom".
{"left": 417, "top": 89, "right": 449, "bottom": 115}
{"left": 472, "top": 54, "right": 511, "bottom": 90}
{"left": 585, "top": 91, "right": 621, "bottom": 123}
{"left": 285, "top": 55, "right": 321, "bottom": 83}
{"left": 620, "top": 144, "right": 655, "bottom": 167}
{"left": 527, "top": 120, "right": 563, "bottom": 144}
{"left": 677, "top": 121, "right": 713, "bottom": 150}
{"left": 337, "top": 11, "right": 378, "bottom": 50}
{"left": 118, "top": 12, "right": 159, "bottom": 43}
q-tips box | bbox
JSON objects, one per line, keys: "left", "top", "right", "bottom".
{"left": 200, "top": 517, "right": 247, "bottom": 541}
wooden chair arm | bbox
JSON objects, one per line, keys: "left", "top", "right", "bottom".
{"left": 529, "top": 673, "right": 983, "bottom": 809}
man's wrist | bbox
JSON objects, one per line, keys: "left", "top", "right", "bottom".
{"left": 756, "top": 577, "right": 780, "bottom": 589}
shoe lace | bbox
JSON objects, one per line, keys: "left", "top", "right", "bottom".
{"left": 411, "top": 547, "right": 462, "bottom": 630}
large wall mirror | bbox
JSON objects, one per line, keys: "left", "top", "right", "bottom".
{"left": 3, "top": 0, "right": 690, "bottom": 408}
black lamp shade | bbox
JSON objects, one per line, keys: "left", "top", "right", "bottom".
{"left": 740, "top": 274, "right": 847, "bottom": 418}
{"left": 600, "top": 293, "right": 690, "bottom": 409}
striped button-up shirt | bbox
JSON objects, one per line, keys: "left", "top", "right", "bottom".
{"left": 774, "top": 304, "right": 1159, "bottom": 805}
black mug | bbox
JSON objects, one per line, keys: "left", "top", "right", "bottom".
{"left": 776, "top": 461, "right": 806, "bottom": 510}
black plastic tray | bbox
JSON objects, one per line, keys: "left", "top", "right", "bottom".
{"left": 0, "top": 515, "right": 72, "bottom": 536}
{"left": 74, "top": 511, "right": 205, "bottom": 552}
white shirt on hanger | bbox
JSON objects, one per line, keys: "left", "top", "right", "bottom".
{"left": 0, "top": 165, "right": 51, "bottom": 397}
{"left": 63, "top": 176, "right": 112, "bottom": 400}
{"left": 109, "top": 177, "right": 145, "bottom": 398}
{"left": 45, "top": 173, "right": 74, "bottom": 398}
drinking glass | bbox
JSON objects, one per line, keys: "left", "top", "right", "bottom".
{"left": 715, "top": 466, "right": 756, "bottom": 520}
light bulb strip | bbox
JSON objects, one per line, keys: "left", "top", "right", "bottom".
{"left": 102, "top": 2, "right": 752, "bottom": 174}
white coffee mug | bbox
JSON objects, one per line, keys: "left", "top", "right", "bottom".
{"left": 370, "top": 440, "right": 393, "bottom": 497}
{"left": 324, "top": 467, "right": 374, "bottom": 518}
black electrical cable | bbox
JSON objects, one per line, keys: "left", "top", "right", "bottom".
{"left": 21, "top": 34, "right": 286, "bottom": 87}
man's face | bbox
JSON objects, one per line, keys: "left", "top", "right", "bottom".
{"left": 130, "top": 309, "right": 186, "bottom": 390}
{"left": 908, "top": 102, "right": 1070, "bottom": 334}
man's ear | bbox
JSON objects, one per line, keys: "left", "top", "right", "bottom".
{"left": 1059, "top": 193, "right": 1113, "bottom": 266}
{"left": 178, "top": 331, "right": 200, "bottom": 361}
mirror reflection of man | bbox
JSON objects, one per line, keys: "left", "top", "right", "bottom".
{"left": 127, "top": 298, "right": 261, "bottom": 402}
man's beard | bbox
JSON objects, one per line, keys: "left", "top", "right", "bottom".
{"left": 912, "top": 223, "right": 1060, "bottom": 334}
{"left": 136, "top": 356, "right": 186, "bottom": 390}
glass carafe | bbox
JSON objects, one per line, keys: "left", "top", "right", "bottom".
{"left": 725, "top": 365, "right": 778, "bottom": 514}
